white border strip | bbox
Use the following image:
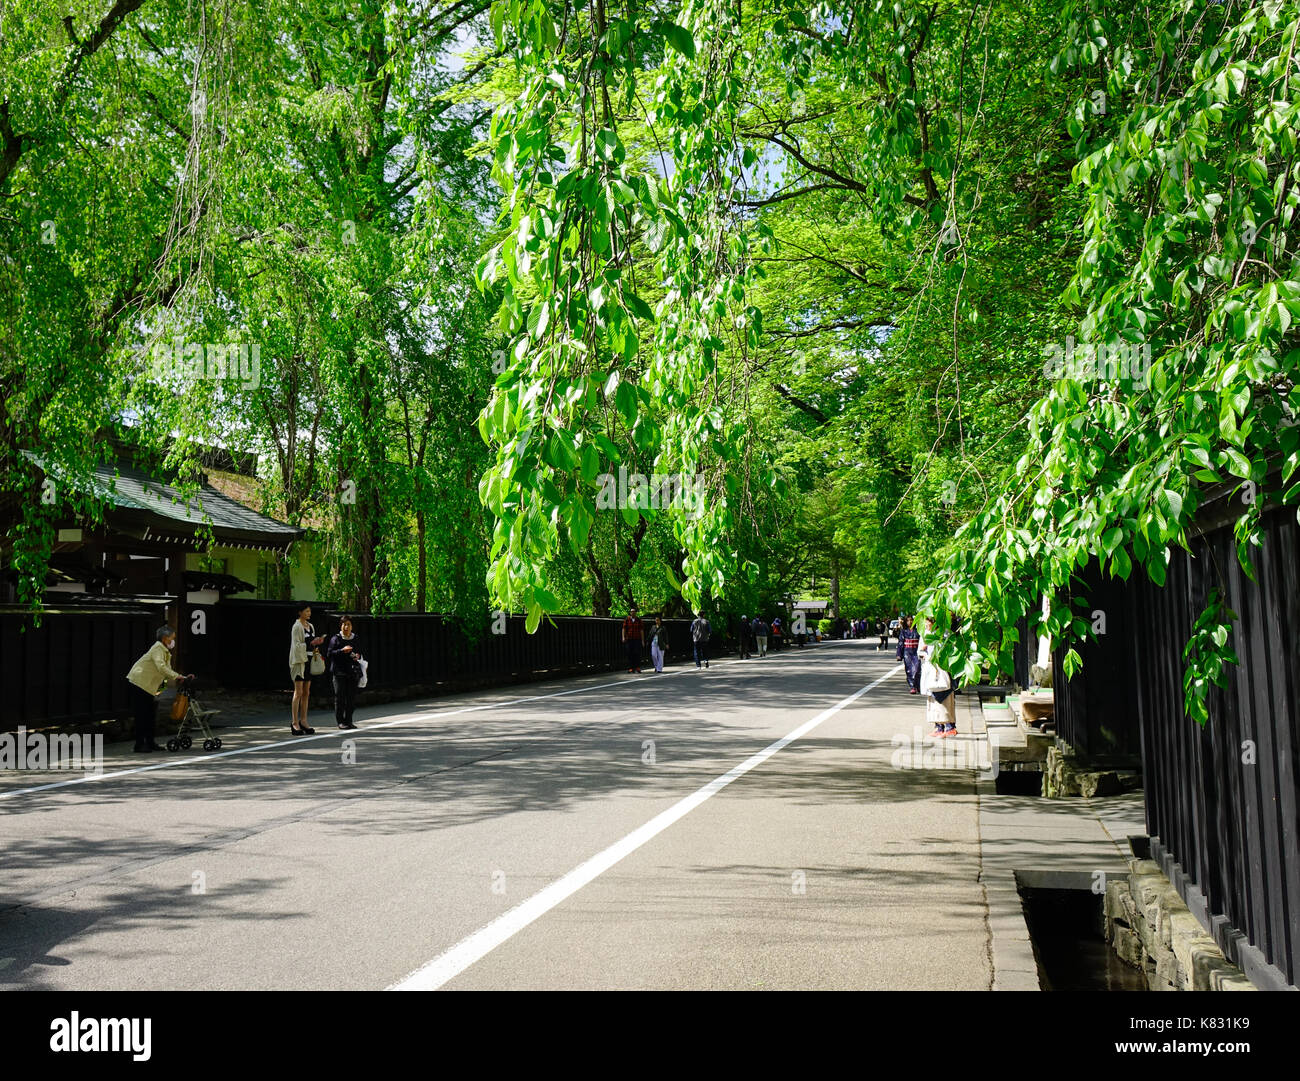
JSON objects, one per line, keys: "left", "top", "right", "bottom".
{"left": 388, "top": 664, "right": 902, "bottom": 990}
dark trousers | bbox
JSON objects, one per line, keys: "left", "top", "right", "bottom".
{"left": 625, "top": 639, "right": 642, "bottom": 670}
{"left": 333, "top": 673, "right": 358, "bottom": 725}
{"left": 738, "top": 636, "right": 751, "bottom": 658}
{"left": 903, "top": 652, "right": 922, "bottom": 691}
{"left": 129, "top": 682, "right": 157, "bottom": 747}
{"left": 693, "top": 642, "right": 708, "bottom": 667}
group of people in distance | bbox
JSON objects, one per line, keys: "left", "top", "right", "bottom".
{"left": 619, "top": 607, "right": 802, "bottom": 672}
{"left": 735, "top": 613, "right": 796, "bottom": 657}
{"left": 620, "top": 606, "right": 715, "bottom": 673}
{"left": 843, "top": 616, "right": 894, "bottom": 650}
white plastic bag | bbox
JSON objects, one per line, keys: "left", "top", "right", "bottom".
{"left": 358, "top": 657, "right": 369, "bottom": 689}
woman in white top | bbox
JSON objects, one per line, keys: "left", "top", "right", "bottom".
{"left": 289, "top": 602, "right": 326, "bottom": 735}
{"left": 919, "top": 617, "right": 958, "bottom": 738}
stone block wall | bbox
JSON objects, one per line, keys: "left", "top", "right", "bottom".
{"left": 1043, "top": 740, "right": 1141, "bottom": 798}
{"left": 1104, "top": 860, "right": 1255, "bottom": 990}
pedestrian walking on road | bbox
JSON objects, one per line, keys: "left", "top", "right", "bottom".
{"left": 327, "top": 615, "right": 364, "bottom": 730}
{"left": 691, "top": 612, "right": 712, "bottom": 668}
{"left": 753, "top": 616, "right": 769, "bottom": 657}
{"left": 896, "top": 615, "right": 921, "bottom": 694}
{"left": 771, "top": 617, "right": 783, "bottom": 652}
{"left": 289, "top": 602, "right": 326, "bottom": 734}
{"left": 737, "top": 614, "right": 752, "bottom": 659}
{"left": 622, "top": 605, "right": 644, "bottom": 673}
{"left": 649, "top": 615, "right": 668, "bottom": 673}
{"left": 126, "top": 626, "right": 189, "bottom": 753}
{"left": 877, "top": 618, "right": 888, "bottom": 651}
{"left": 920, "top": 617, "right": 958, "bottom": 737}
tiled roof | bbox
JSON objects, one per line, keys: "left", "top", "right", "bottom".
{"left": 23, "top": 451, "right": 303, "bottom": 550}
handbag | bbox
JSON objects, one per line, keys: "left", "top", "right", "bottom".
{"left": 170, "top": 692, "right": 189, "bottom": 722}
{"left": 358, "top": 657, "right": 369, "bottom": 689}
{"left": 310, "top": 649, "right": 326, "bottom": 676}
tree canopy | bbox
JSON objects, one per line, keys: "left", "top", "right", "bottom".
{"left": 2, "top": 0, "right": 1296, "bottom": 723}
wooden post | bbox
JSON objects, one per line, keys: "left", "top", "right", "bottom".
{"left": 166, "top": 546, "right": 188, "bottom": 677}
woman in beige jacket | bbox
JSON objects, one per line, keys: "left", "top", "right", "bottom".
{"left": 126, "top": 627, "right": 189, "bottom": 753}
{"left": 289, "top": 602, "right": 326, "bottom": 734}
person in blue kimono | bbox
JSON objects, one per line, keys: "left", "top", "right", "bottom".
{"left": 896, "top": 615, "right": 922, "bottom": 694}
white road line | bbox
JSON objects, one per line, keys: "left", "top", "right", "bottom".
{"left": 0, "top": 673, "right": 663, "bottom": 802}
{"left": 0, "top": 646, "right": 843, "bottom": 802}
{"left": 388, "top": 663, "right": 903, "bottom": 991}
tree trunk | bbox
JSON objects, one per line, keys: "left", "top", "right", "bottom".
{"left": 416, "top": 507, "right": 427, "bottom": 612}
{"left": 585, "top": 545, "right": 611, "bottom": 616}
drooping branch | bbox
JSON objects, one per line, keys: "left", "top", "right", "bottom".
{"left": 1, "top": 0, "right": 146, "bottom": 190}
{"left": 768, "top": 317, "right": 894, "bottom": 340}
{"left": 773, "top": 383, "right": 829, "bottom": 424}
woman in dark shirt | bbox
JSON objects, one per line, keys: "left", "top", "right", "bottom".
{"left": 327, "top": 615, "right": 363, "bottom": 730}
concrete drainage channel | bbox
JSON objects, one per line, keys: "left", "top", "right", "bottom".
{"left": 994, "top": 765, "right": 1044, "bottom": 796}
{"left": 1016, "top": 870, "right": 1148, "bottom": 990}
{"left": 975, "top": 728, "right": 1152, "bottom": 992}
{"left": 998, "top": 855, "right": 1258, "bottom": 991}
{"left": 976, "top": 683, "right": 1260, "bottom": 991}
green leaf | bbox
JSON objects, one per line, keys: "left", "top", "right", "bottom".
{"left": 1223, "top": 449, "right": 1252, "bottom": 479}
{"left": 615, "top": 381, "right": 637, "bottom": 426}
{"left": 624, "top": 291, "right": 654, "bottom": 322}
{"left": 661, "top": 22, "right": 696, "bottom": 59}
{"left": 1111, "top": 547, "right": 1132, "bottom": 580}
{"left": 1157, "top": 488, "right": 1183, "bottom": 523}
{"left": 594, "top": 128, "right": 622, "bottom": 164}
{"left": 580, "top": 443, "right": 600, "bottom": 482}
{"left": 1062, "top": 648, "right": 1082, "bottom": 680}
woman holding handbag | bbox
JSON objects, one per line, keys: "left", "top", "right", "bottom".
{"left": 326, "top": 615, "right": 363, "bottom": 730}
{"left": 919, "top": 616, "right": 957, "bottom": 738}
{"left": 289, "top": 602, "right": 326, "bottom": 735}
{"left": 648, "top": 615, "right": 668, "bottom": 673}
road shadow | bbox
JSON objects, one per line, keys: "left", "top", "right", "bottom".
{"left": 0, "top": 874, "right": 293, "bottom": 989}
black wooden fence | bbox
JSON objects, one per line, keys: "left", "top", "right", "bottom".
{"left": 6, "top": 602, "right": 741, "bottom": 729}
{"left": 1050, "top": 566, "right": 1143, "bottom": 759}
{"left": 1, "top": 601, "right": 169, "bottom": 729}
{"left": 1052, "top": 496, "right": 1299, "bottom": 989}
{"left": 187, "top": 603, "right": 708, "bottom": 691}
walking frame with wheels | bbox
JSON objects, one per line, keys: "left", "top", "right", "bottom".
{"left": 166, "top": 676, "right": 224, "bottom": 752}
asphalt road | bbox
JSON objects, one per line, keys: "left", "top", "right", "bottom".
{"left": 0, "top": 641, "right": 991, "bottom": 990}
